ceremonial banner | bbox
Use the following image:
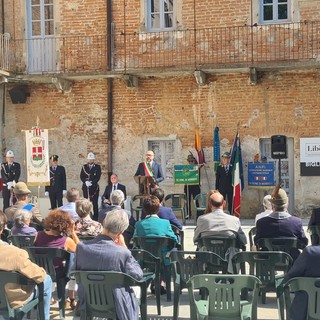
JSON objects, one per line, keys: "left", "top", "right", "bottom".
{"left": 195, "top": 127, "right": 205, "bottom": 164}
{"left": 248, "top": 162, "right": 275, "bottom": 187}
{"left": 213, "top": 126, "right": 220, "bottom": 173}
{"left": 25, "top": 127, "right": 50, "bottom": 186}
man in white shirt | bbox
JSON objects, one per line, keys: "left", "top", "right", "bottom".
{"left": 255, "top": 194, "right": 272, "bottom": 225}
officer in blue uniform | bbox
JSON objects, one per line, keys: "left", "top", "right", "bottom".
{"left": 1, "top": 150, "right": 21, "bottom": 210}
{"left": 80, "top": 152, "right": 101, "bottom": 221}
{"left": 45, "top": 155, "right": 67, "bottom": 209}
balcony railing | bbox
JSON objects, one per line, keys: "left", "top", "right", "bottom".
{"left": 5, "top": 21, "right": 320, "bottom": 75}
{"left": 0, "top": 33, "right": 11, "bottom": 72}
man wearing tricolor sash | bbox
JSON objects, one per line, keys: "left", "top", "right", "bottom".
{"left": 135, "top": 150, "right": 164, "bottom": 193}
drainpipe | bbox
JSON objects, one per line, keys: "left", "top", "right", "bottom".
{"left": 107, "top": 0, "right": 113, "bottom": 180}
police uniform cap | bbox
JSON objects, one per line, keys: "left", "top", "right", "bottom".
{"left": 6, "top": 150, "right": 14, "bottom": 157}
{"left": 50, "top": 155, "right": 59, "bottom": 161}
{"left": 87, "top": 152, "right": 95, "bottom": 160}
{"left": 187, "top": 154, "right": 196, "bottom": 161}
{"left": 222, "top": 152, "right": 231, "bottom": 158}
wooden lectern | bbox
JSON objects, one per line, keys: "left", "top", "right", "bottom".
{"left": 134, "top": 175, "right": 154, "bottom": 195}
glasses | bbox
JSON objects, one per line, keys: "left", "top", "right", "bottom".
{"left": 146, "top": 154, "right": 153, "bottom": 156}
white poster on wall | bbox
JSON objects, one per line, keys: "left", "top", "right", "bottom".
{"left": 25, "top": 127, "right": 50, "bottom": 185}
{"left": 300, "top": 138, "right": 320, "bottom": 176}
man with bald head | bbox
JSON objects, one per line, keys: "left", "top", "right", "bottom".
{"left": 135, "top": 150, "right": 164, "bottom": 193}
{"left": 193, "top": 190, "right": 246, "bottom": 244}
{"left": 193, "top": 190, "right": 247, "bottom": 272}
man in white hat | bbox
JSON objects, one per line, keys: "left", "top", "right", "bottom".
{"left": 1, "top": 150, "right": 21, "bottom": 211}
{"left": 255, "top": 188, "right": 308, "bottom": 260}
{"left": 80, "top": 152, "right": 101, "bottom": 221}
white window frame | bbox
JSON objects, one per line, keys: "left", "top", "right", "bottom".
{"left": 146, "top": 0, "right": 176, "bottom": 32}
{"left": 259, "top": 0, "right": 290, "bottom": 24}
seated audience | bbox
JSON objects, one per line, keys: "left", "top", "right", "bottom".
{"left": 75, "top": 209, "right": 143, "bottom": 320}
{"left": 283, "top": 244, "right": 320, "bottom": 320}
{"left": 134, "top": 195, "right": 178, "bottom": 264}
{"left": 34, "top": 209, "right": 79, "bottom": 311}
{"left": 255, "top": 188, "right": 308, "bottom": 260}
{"left": 193, "top": 190, "right": 247, "bottom": 272}
{"left": 5, "top": 182, "right": 43, "bottom": 229}
{"left": 59, "top": 188, "right": 80, "bottom": 221}
{"left": 141, "top": 188, "right": 183, "bottom": 230}
{"left": 98, "top": 190, "right": 136, "bottom": 246}
{"left": 255, "top": 194, "right": 272, "bottom": 225}
{"left": 11, "top": 208, "right": 38, "bottom": 235}
{"left": 74, "top": 198, "right": 103, "bottom": 237}
{"left": 0, "top": 211, "right": 52, "bottom": 320}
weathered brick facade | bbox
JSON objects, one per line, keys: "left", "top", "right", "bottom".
{"left": 1, "top": 0, "right": 320, "bottom": 217}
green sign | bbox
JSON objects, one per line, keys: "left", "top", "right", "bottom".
{"left": 174, "top": 164, "right": 200, "bottom": 185}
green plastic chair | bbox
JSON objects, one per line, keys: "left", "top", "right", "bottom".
{"left": 131, "top": 195, "right": 144, "bottom": 221}
{"left": 187, "top": 274, "right": 261, "bottom": 320}
{"left": 71, "top": 270, "right": 151, "bottom": 320}
{"left": 283, "top": 277, "right": 320, "bottom": 320}
{"left": 308, "top": 225, "right": 320, "bottom": 245}
{"left": 248, "top": 227, "right": 256, "bottom": 251}
{"left": 0, "top": 270, "right": 45, "bottom": 320}
{"left": 256, "top": 237, "right": 306, "bottom": 259}
{"left": 232, "top": 251, "right": 293, "bottom": 305}
{"left": 131, "top": 248, "right": 161, "bottom": 315}
{"left": 196, "top": 235, "right": 245, "bottom": 258}
{"left": 8, "top": 235, "right": 36, "bottom": 249}
{"left": 193, "top": 193, "right": 207, "bottom": 220}
{"left": 133, "top": 236, "right": 176, "bottom": 301}
{"left": 170, "top": 250, "right": 228, "bottom": 320}
{"left": 27, "top": 247, "right": 70, "bottom": 320}
{"left": 171, "top": 224, "right": 184, "bottom": 251}
{"left": 164, "top": 193, "right": 187, "bottom": 225}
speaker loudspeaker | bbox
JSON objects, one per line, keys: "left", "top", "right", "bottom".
{"left": 271, "top": 135, "right": 287, "bottom": 159}
{"left": 8, "top": 86, "right": 30, "bottom": 104}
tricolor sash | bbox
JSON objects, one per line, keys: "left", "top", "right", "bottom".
{"left": 143, "top": 162, "right": 158, "bottom": 189}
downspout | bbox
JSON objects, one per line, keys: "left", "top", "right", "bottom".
{"left": 107, "top": 0, "right": 113, "bottom": 180}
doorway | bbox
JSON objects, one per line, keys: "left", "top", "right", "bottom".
{"left": 260, "top": 137, "right": 294, "bottom": 213}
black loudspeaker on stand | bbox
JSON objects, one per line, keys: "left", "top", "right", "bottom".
{"left": 271, "top": 135, "right": 287, "bottom": 183}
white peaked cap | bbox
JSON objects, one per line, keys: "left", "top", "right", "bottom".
{"left": 87, "top": 152, "right": 95, "bottom": 160}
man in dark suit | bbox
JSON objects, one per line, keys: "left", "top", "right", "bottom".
{"left": 1, "top": 150, "right": 21, "bottom": 210}
{"left": 101, "top": 173, "right": 126, "bottom": 206}
{"left": 141, "top": 188, "right": 183, "bottom": 230}
{"left": 255, "top": 188, "right": 308, "bottom": 260}
{"left": 184, "top": 154, "right": 201, "bottom": 219}
{"left": 45, "top": 155, "right": 66, "bottom": 209}
{"left": 215, "top": 152, "right": 233, "bottom": 213}
{"left": 135, "top": 150, "right": 164, "bottom": 193}
{"left": 80, "top": 152, "right": 101, "bottom": 221}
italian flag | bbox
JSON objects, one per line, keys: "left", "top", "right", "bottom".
{"left": 232, "top": 147, "right": 241, "bottom": 217}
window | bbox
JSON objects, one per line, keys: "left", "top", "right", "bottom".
{"left": 260, "top": 0, "right": 289, "bottom": 24}
{"left": 146, "top": 0, "right": 175, "bottom": 32}
{"left": 148, "top": 139, "right": 176, "bottom": 180}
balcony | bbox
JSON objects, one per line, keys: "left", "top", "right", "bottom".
{"left": 0, "top": 33, "right": 11, "bottom": 74}
{"left": 4, "top": 21, "right": 320, "bottom": 79}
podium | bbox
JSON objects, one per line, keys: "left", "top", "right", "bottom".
{"left": 134, "top": 176, "right": 154, "bottom": 196}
